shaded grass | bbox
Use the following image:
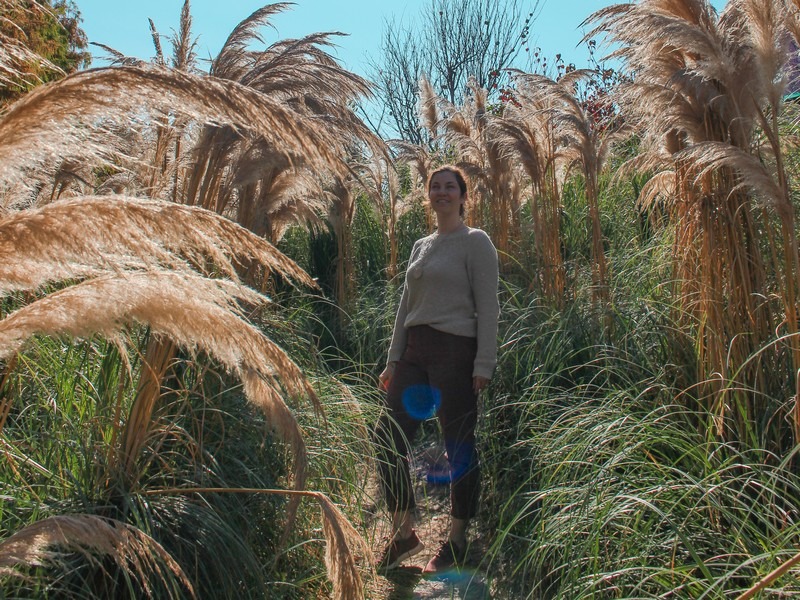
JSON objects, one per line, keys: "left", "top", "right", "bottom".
{"left": 0, "top": 333, "right": 337, "bottom": 599}
{"left": 479, "top": 274, "right": 800, "bottom": 598}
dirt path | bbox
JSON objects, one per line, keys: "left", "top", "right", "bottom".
{"left": 364, "top": 442, "right": 494, "bottom": 600}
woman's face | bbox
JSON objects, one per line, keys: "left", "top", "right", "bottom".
{"left": 428, "top": 171, "right": 465, "bottom": 219}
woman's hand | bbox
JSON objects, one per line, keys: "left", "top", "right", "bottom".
{"left": 378, "top": 362, "right": 397, "bottom": 391}
{"left": 473, "top": 376, "right": 490, "bottom": 394}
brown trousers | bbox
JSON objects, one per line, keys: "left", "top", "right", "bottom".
{"left": 374, "top": 325, "right": 480, "bottom": 520}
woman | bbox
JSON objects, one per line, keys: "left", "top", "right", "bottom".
{"left": 374, "top": 165, "right": 500, "bottom": 576}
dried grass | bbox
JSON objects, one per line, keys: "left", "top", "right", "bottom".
{"left": 0, "top": 0, "right": 64, "bottom": 90}
{"left": 490, "top": 74, "right": 565, "bottom": 302}
{"left": 786, "top": 0, "right": 800, "bottom": 46}
{"left": 418, "top": 75, "right": 441, "bottom": 137}
{"left": 353, "top": 155, "right": 406, "bottom": 277}
{"left": 0, "top": 65, "right": 334, "bottom": 183}
{"left": 0, "top": 195, "right": 316, "bottom": 294}
{"left": 0, "top": 4, "right": 377, "bottom": 597}
{"left": 144, "top": 486, "right": 370, "bottom": 600}
{"left": 439, "top": 78, "right": 522, "bottom": 265}
{"left": 178, "top": 2, "right": 385, "bottom": 246}
{"left": 0, "top": 514, "right": 195, "bottom": 598}
{"left": 0, "top": 271, "right": 315, "bottom": 489}
{"left": 589, "top": 0, "right": 798, "bottom": 439}
{"left": 512, "top": 70, "right": 623, "bottom": 307}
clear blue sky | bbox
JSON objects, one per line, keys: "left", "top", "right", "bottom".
{"left": 77, "top": 1, "right": 727, "bottom": 76}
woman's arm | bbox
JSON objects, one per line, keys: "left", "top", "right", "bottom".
{"left": 378, "top": 361, "right": 397, "bottom": 391}
{"left": 470, "top": 231, "right": 500, "bottom": 380}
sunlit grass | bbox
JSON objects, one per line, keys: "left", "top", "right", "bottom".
{"left": 3, "top": 0, "right": 800, "bottom": 598}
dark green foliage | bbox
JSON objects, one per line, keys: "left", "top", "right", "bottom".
{"left": 0, "top": 337, "right": 321, "bottom": 599}
{"left": 351, "top": 195, "right": 388, "bottom": 288}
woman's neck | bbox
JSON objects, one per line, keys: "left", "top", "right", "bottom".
{"left": 436, "top": 216, "right": 466, "bottom": 235}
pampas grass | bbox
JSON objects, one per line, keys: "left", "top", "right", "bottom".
{"left": 491, "top": 77, "right": 565, "bottom": 303}
{"left": 0, "top": 514, "right": 195, "bottom": 598}
{"left": 0, "top": 0, "right": 64, "bottom": 90}
{"left": 0, "top": 269, "right": 314, "bottom": 424}
{"left": 418, "top": 76, "right": 522, "bottom": 266}
{"left": 0, "top": 195, "right": 316, "bottom": 294}
{"left": 0, "top": 3, "right": 387, "bottom": 598}
{"left": 0, "top": 64, "right": 332, "bottom": 186}
{"left": 512, "top": 70, "right": 623, "bottom": 309}
{"left": 182, "top": 2, "right": 386, "bottom": 245}
{"left": 588, "top": 0, "right": 798, "bottom": 443}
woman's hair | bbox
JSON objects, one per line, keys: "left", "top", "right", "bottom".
{"left": 427, "top": 165, "right": 468, "bottom": 196}
{"left": 427, "top": 165, "right": 468, "bottom": 217}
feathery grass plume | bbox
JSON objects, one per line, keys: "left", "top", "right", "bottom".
{"left": 183, "top": 3, "right": 386, "bottom": 236}
{"left": 90, "top": 5, "right": 198, "bottom": 203}
{"left": 637, "top": 170, "right": 677, "bottom": 215}
{"left": 512, "top": 70, "right": 625, "bottom": 311}
{"left": 388, "top": 76, "right": 447, "bottom": 235}
{"left": 148, "top": 18, "right": 166, "bottom": 67}
{"left": 230, "top": 146, "right": 329, "bottom": 241}
{"left": 0, "top": 514, "right": 195, "bottom": 598}
{"left": 141, "top": 2, "right": 199, "bottom": 202}
{"left": 210, "top": 3, "right": 293, "bottom": 80}
{"left": 723, "top": 0, "right": 800, "bottom": 405}
{"left": 0, "top": 64, "right": 334, "bottom": 184}
{"left": 316, "top": 492, "right": 368, "bottom": 600}
{"left": 168, "top": 0, "right": 197, "bottom": 72}
{"left": 384, "top": 161, "right": 403, "bottom": 278}
{"left": 88, "top": 42, "right": 146, "bottom": 67}
{"left": 162, "top": 7, "right": 390, "bottom": 393}
{"left": 0, "top": 271, "right": 315, "bottom": 490}
{"left": 418, "top": 75, "right": 441, "bottom": 138}
{"left": 390, "top": 139, "right": 437, "bottom": 203}
{"left": 786, "top": 0, "right": 800, "bottom": 46}
{"left": 353, "top": 155, "right": 407, "bottom": 278}
{"left": 0, "top": 196, "right": 316, "bottom": 295}
{"left": 440, "top": 78, "right": 522, "bottom": 268}
{"left": 490, "top": 75, "right": 565, "bottom": 304}
{"left": 589, "top": 0, "right": 797, "bottom": 444}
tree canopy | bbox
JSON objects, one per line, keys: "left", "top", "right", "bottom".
{"left": 369, "top": 0, "right": 540, "bottom": 143}
{"left": 0, "top": 0, "right": 91, "bottom": 106}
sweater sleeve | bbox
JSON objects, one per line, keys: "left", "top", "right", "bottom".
{"left": 386, "top": 239, "right": 420, "bottom": 365}
{"left": 469, "top": 231, "right": 500, "bottom": 379}
{"left": 386, "top": 281, "right": 409, "bottom": 364}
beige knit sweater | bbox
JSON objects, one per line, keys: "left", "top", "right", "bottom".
{"left": 387, "top": 226, "right": 500, "bottom": 379}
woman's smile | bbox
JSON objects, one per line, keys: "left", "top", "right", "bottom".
{"left": 428, "top": 171, "right": 464, "bottom": 216}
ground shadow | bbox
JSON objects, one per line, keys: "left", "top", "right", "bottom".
{"left": 382, "top": 565, "right": 491, "bottom": 600}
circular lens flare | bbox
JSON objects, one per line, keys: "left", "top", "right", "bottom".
{"left": 402, "top": 384, "right": 442, "bottom": 420}
{"left": 427, "top": 441, "right": 476, "bottom": 484}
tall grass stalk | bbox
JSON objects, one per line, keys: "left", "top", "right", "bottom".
{"left": 132, "top": 3, "right": 385, "bottom": 430}
{"left": 589, "top": 0, "right": 799, "bottom": 445}
{"left": 0, "top": 332, "right": 357, "bottom": 597}
{"left": 430, "top": 77, "right": 523, "bottom": 269}
{"left": 0, "top": 2, "right": 395, "bottom": 596}
{"left": 492, "top": 75, "right": 566, "bottom": 305}
{"left": 511, "top": 70, "right": 623, "bottom": 310}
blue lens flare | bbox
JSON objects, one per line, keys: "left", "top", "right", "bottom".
{"left": 425, "top": 566, "right": 480, "bottom": 585}
{"left": 426, "top": 440, "right": 476, "bottom": 484}
{"left": 402, "top": 384, "right": 442, "bottom": 420}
